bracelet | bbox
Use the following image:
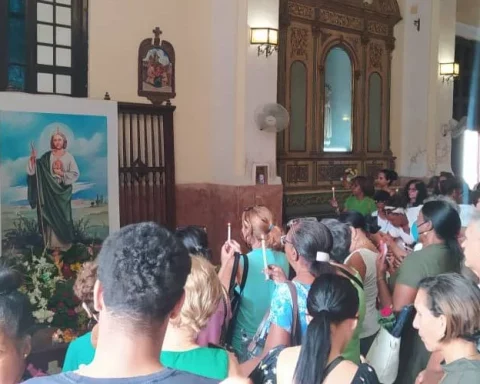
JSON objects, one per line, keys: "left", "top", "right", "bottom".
{"left": 377, "top": 276, "right": 386, "bottom": 282}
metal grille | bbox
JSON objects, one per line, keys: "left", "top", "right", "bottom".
{"left": 117, "top": 102, "right": 175, "bottom": 228}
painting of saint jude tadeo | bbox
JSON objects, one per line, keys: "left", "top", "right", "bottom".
{"left": 0, "top": 110, "right": 110, "bottom": 259}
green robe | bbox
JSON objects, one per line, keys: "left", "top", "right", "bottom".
{"left": 27, "top": 151, "right": 75, "bottom": 245}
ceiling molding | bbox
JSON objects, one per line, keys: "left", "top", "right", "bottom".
{"left": 456, "top": 22, "right": 480, "bottom": 41}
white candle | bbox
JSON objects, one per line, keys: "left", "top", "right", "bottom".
{"left": 332, "top": 187, "right": 336, "bottom": 199}
{"left": 261, "top": 235, "right": 268, "bottom": 280}
{"left": 395, "top": 188, "right": 399, "bottom": 194}
{"left": 227, "top": 222, "right": 231, "bottom": 242}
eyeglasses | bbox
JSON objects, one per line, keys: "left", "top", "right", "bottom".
{"left": 416, "top": 221, "right": 428, "bottom": 229}
{"left": 280, "top": 235, "right": 293, "bottom": 246}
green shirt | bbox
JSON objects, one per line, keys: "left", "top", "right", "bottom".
{"left": 392, "top": 243, "right": 460, "bottom": 384}
{"left": 231, "top": 248, "right": 290, "bottom": 354}
{"left": 441, "top": 358, "right": 480, "bottom": 384}
{"left": 161, "top": 347, "right": 229, "bottom": 380}
{"left": 62, "top": 334, "right": 230, "bottom": 381}
{"left": 342, "top": 270, "right": 366, "bottom": 364}
{"left": 344, "top": 196, "right": 376, "bottom": 216}
{"left": 62, "top": 332, "right": 95, "bottom": 372}
{"left": 391, "top": 243, "right": 459, "bottom": 288}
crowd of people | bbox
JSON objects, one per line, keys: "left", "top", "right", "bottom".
{"left": 0, "top": 169, "right": 480, "bottom": 383}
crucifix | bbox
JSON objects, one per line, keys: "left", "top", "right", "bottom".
{"left": 153, "top": 27, "right": 163, "bottom": 46}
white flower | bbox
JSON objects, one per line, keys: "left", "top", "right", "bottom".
{"left": 33, "top": 309, "right": 55, "bottom": 324}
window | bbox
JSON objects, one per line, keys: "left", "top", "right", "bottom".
{"left": 0, "top": 0, "right": 87, "bottom": 96}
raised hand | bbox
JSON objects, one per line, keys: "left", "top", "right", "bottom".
{"left": 264, "top": 264, "right": 287, "bottom": 283}
{"left": 30, "top": 142, "right": 37, "bottom": 164}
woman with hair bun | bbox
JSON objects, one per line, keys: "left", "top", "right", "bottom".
{"left": 376, "top": 169, "right": 398, "bottom": 197}
{"left": 175, "top": 225, "right": 212, "bottom": 261}
{"left": 0, "top": 266, "right": 35, "bottom": 383}
{"left": 218, "top": 205, "right": 289, "bottom": 362}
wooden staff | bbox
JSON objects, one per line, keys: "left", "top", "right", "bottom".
{"left": 31, "top": 142, "right": 46, "bottom": 247}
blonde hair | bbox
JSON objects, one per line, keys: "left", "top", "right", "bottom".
{"left": 242, "top": 205, "right": 282, "bottom": 251}
{"left": 171, "top": 255, "right": 223, "bottom": 334}
{"left": 419, "top": 273, "right": 480, "bottom": 343}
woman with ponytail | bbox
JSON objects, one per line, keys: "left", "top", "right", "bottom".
{"left": 376, "top": 200, "right": 462, "bottom": 384}
{"left": 276, "top": 274, "right": 379, "bottom": 384}
{"left": 245, "top": 219, "right": 365, "bottom": 379}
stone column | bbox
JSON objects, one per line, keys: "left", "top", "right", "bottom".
{"left": 392, "top": 0, "right": 456, "bottom": 178}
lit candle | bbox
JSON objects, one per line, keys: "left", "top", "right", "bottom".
{"left": 332, "top": 186, "right": 336, "bottom": 199}
{"left": 227, "top": 222, "right": 231, "bottom": 242}
{"left": 261, "top": 235, "right": 268, "bottom": 280}
{"left": 395, "top": 188, "right": 399, "bottom": 194}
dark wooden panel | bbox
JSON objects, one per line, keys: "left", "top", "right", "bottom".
{"left": 118, "top": 103, "right": 176, "bottom": 229}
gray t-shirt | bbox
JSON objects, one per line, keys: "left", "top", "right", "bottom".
{"left": 24, "top": 369, "right": 220, "bottom": 384}
{"left": 442, "top": 358, "right": 480, "bottom": 384}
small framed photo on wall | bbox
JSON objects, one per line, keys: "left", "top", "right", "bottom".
{"left": 253, "top": 164, "right": 269, "bottom": 185}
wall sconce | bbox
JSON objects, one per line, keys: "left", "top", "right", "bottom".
{"left": 413, "top": 18, "right": 420, "bottom": 31}
{"left": 439, "top": 62, "right": 460, "bottom": 83}
{"left": 250, "top": 28, "right": 278, "bottom": 58}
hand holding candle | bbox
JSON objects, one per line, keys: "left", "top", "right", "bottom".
{"left": 261, "top": 235, "right": 269, "bottom": 280}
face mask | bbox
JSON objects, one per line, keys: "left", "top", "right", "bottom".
{"left": 411, "top": 221, "right": 419, "bottom": 243}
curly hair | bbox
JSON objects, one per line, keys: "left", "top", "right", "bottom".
{"left": 73, "top": 261, "right": 98, "bottom": 306}
{"left": 97, "top": 222, "right": 191, "bottom": 323}
{"left": 170, "top": 255, "right": 223, "bottom": 334}
{"left": 242, "top": 205, "right": 283, "bottom": 251}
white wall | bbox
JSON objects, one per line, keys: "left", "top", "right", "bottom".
{"left": 89, "top": 0, "right": 280, "bottom": 186}
{"left": 398, "top": 0, "right": 434, "bottom": 177}
{"left": 429, "top": 0, "right": 456, "bottom": 175}
{"left": 394, "top": 0, "right": 456, "bottom": 177}
{"left": 245, "top": 0, "right": 281, "bottom": 184}
{"left": 89, "top": 0, "right": 214, "bottom": 184}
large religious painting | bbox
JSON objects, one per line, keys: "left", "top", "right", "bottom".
{"left": 0, "top": 94, "right": 119, "bottom": 256}
{"left": 138, "top": 27, "right": 176, "bottom": 105}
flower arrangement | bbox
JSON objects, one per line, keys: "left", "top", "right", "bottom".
{"left": 52, "top": 328, "right": 77, "bottom": 344}
{"left": 340, "top": 168, "right": 359, "bottom": 189}
{"left": 20, "top": 249, "right": 63, "bottom": 324}
{"left": 342, "top": 168, "right": 359, "bottom": 182}
{"left": 6, "top": 242, "right": 99, "bottom": 334}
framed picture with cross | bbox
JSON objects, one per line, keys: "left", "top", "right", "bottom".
{"left": 138, "top": 27, "right": 176, "bottom": 105}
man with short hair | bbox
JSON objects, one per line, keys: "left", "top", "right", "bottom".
{"left": 27, "top": 222, "right": 219, "bottom": 383}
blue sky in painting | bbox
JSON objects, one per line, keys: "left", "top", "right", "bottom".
{"left": 0, "top": 111, "right": 108, "bottom": 205}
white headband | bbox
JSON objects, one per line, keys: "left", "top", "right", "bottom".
{"left": 316, "top": 252, "right": 330, "bottom": 262}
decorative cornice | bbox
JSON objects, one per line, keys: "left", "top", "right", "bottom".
{"left": 456, "top": 22, "right": 480, "bottom": 41}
